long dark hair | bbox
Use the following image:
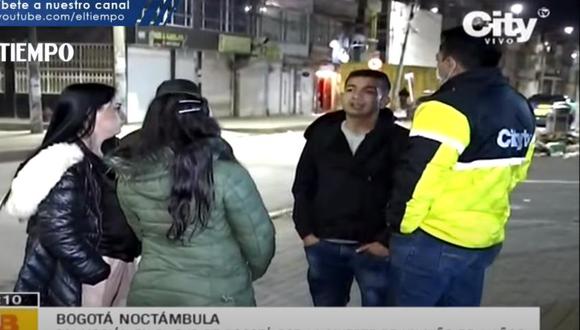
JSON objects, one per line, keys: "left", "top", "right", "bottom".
{"left": 123, "top": 93, "right": 235, "bottom": 242}
{"left": 1, "top": 83, "right": 116, "bottom": 208}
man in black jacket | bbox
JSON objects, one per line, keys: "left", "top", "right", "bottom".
{"left": 292, "top": 69, "right": 408, "bottom": 306}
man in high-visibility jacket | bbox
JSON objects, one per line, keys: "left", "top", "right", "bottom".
{"left": 384, "top": 26, "right": 536, "bottom": 306}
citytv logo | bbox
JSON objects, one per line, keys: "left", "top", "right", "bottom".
{"left": 0, "top": 314, "right": 19, "bottom": 330}
{"left": 462, "top": 9, "right": 548, "bottom": 44}
{"left": 497, "top": 128, "right": 532, "bottom": 151}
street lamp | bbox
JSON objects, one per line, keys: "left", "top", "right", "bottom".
{"left": 510, "top": 3, "right": 524, "bottom": 15}
{"left": 339, "top": 52, "right": 350, "bottom": 64}
{"left": 368, "top": 58, "right": 383, "bottom": 70}
{"left": 564, "top": 26, "right": 575, "bottom": 35}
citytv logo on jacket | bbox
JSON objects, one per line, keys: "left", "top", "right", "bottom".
{"left": 497, "top": 128, "right": 533, "bottom": 151}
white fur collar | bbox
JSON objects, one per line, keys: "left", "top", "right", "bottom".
{"left": 3, "top": 143, "right": 84, "bottom": 220}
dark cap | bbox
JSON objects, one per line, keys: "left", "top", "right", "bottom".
{"left": 155, "top": 79, "right": 200, "bottom": 97}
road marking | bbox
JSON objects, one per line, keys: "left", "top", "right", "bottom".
{"left": 524, "top": 180, "right": 579, "bottom": 184}
{"left": 510, "top": 218, "right": 557, "bottom": 224}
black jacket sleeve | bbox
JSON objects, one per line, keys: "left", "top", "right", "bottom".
{"left": 36, "top": 166, "right": 111, "bottom": 285}
{"left": 376, "top": 124, "right": 410, "bottom": 247}
{"left": 292, "top": 138, "right": 318, "bottom": 239}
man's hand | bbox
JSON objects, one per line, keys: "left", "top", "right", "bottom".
{"left": 356, "top": 242, "right": 389, "bottom": 257}
{"left": 302, "top": 234, "right": 320, "bottom": 247}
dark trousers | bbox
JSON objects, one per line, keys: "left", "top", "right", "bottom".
{"left": 389, "top": 230, "right": 501, "bottom": 306}
{"left": 304, "top": 240, "right": 391, "bottom": 306}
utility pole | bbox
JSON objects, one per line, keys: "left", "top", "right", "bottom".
{"left": 4, "top": 48, "right": 16, "bottom": 118}
{"left": 393, "top": 1, "right": 417, "bottom": 100}
{"left": 379, "top": 0, "right": 392, "bottom": 63}
{"left": 538, "top": 45, "right": 548, "bottom": 94}
{"left": 113, "top": 27, "right": 128, "bottom": 122}
{"left": 230, "top": 54, "right": 240, "bottom": 117}
{"left": 28, "top": 27, "right": 43, "bottom": 134}
{"left": 571, "top": 50, "right": 580, "bottom": 132}
{"left": 352, "top": 0, "right": 368, "bottom": 62}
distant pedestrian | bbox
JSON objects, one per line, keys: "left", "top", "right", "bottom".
{"left": 397, "top": 88, "right": 413, "bottom": 119}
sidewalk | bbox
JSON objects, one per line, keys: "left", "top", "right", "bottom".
{"left": 253, "top": 214, "right": 579, "bottom": 330}
{"left": 0, "top": 115, "right": 319, "bottom": 132}
{"left": 0, "top": 115, "right": 320, "bottom": 162}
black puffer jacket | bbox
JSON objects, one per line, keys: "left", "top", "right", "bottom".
{"left": 4, "top": 142, "right": 111, "bottom": 306}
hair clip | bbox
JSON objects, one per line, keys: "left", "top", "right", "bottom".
{"left": 179, "top": 99, "right": 202, "bottom": 104}
{"left": 177, "top": 99, "right": 204, "bottom": 114}
{"left": 178, "top": 108, "right": 203, "bottom": 114}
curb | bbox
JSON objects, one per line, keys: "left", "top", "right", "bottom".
{"left": 0, "top": 127, "right": 311, "bottom": 163}
{"left": 0, "top": 123, "right": 49, "bottom": 131}
{"left": 4, "top": 148, "right": 575, "bottom": 163}
{"left": 0, "top": 149, "right": 34, "bottom": 163}
{"left": 6, "top": 130, "right": 573, "bottom": 162}
{"left": 223, "top": 126, "right": 309, "bottom": 134}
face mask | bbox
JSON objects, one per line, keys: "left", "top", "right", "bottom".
{"left": 436, "top": 67, "right": 445, "bottom": 82}
{"left": 436, "top": 59, "right": 456, "bottom": 85}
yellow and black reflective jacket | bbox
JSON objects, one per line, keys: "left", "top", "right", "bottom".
{"left": 386, "top": 68, "right": 536, "bottom": 248}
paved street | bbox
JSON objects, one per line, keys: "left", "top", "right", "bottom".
{"left": 252, "top": 155, "right": 580, "bottom": 329}
{"left": 0, "top": 131, "right": 578, "bottom": 329}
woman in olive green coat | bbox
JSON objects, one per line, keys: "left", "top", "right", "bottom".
{"left": 110, "top": 93, "right": 275, "bottom": 306}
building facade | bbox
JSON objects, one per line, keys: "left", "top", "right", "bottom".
{"left": 1, "top": 0, "right": 457, "bottom": 122}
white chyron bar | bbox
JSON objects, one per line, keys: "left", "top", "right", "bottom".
{"left": 34, "top": 307, "right": 540, "bottom": 330}
{"left": 0, "top": 43, "right": 75, "bottom": 62}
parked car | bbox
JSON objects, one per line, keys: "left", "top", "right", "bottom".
{"left": 528, "top": 94, "right": 574, "bottom": 127}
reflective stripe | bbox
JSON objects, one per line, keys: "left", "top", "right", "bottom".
{"left": 410, "top": 130, "right": 466, "bottom": 154}
{"left": 454, "top": 157, "right": 526, "bottom": 170}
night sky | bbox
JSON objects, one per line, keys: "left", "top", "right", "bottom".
{"left": 418, "top": 0, "right": 579, "bottom": 33}
{"left": 525, "top": 0, "right": 579, "bottom": 31}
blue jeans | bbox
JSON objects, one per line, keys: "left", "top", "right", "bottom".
{"left": 389, "top": 230, "right": 502, "bottom": 306}
{"left": 304, "top": 240, "right": 391, "bottom": 306}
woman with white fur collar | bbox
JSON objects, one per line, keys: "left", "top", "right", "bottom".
{"left": 1, "top": 83, "right": 123, "bottom": 306}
